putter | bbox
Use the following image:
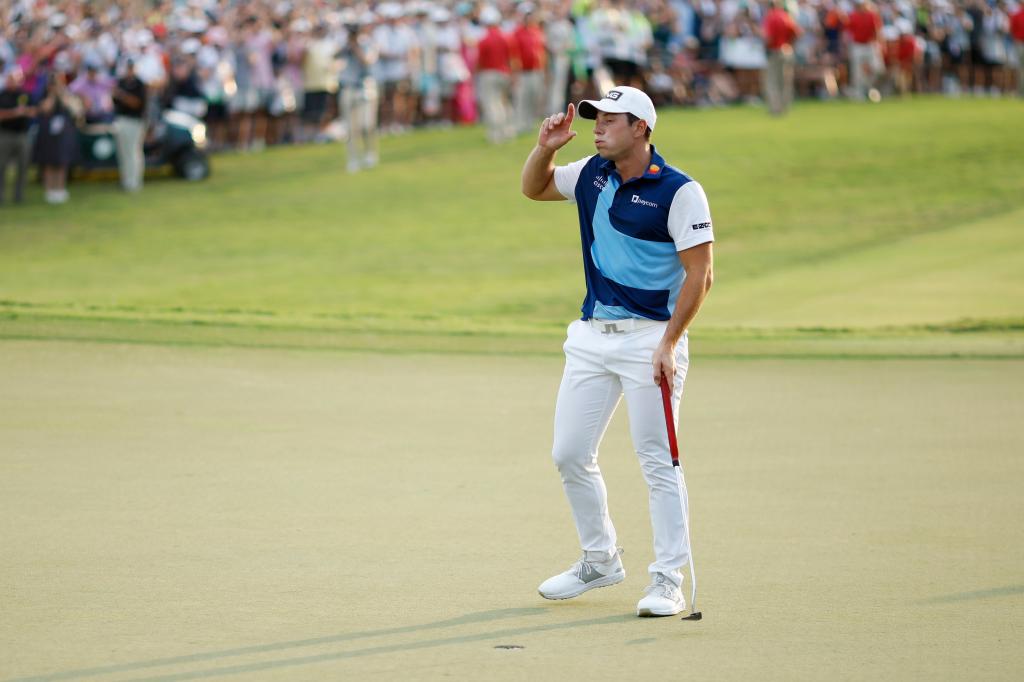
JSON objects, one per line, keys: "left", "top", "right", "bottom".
{"left": 659, "top": 371, "right": 703, "bottom": 621}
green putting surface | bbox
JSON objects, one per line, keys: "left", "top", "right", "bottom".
{"left": 2, "top": 95, "right": 1022, "bottom": 680}
{"left": 2, "top": 340, "right": 1021, "bottom": 680}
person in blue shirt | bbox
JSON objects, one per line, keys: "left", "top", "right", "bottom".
{"left": 521, "top": 86, "right": 714, "bottom": 617}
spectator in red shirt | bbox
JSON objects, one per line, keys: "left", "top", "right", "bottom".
{"left": 883, "top": 19, "right": 920, "bottom": 97}
{"left": 846, "top": 0, "right": 883, "bottom": 100}
{"left": 761, "top": 0, "right": 801, "bottom": 116}
{"left": 895, "top": 20, "right": 921, "bottom": 96}
{"left": 475, "top": 5, "right": 518, "bottom": 143}
{"left": 513, "top": 3, "right": 546, "bottom": 133}
{"left": 1011, "top": 3, "right": 1024, "bottom": 97}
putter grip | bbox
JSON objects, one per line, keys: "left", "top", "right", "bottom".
{"left": 659, "top": 372, "right": 680, "bottom": 467}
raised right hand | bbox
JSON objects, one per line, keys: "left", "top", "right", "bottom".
{"left": 537, "top": 103, "right": 577, "bottom": 152}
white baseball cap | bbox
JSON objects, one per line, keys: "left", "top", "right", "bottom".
{"left": 578, "top": 86, "right": 657, "bottom": 132}
{"left": 378, "top": 2, "right": 403, "bottom": 19}
{"left": 479, "top": 5, "right": 502, "bottom": 26}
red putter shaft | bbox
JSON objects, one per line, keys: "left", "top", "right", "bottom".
{"left": 659, "top": 371, "right": 679, "bottom": 467}
{"left": 661, "top": 370, "right": 704, "bottom": 621}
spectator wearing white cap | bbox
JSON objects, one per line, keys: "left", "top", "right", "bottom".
{"left": 891, "top": 18, "right": 921, "bottom": 97}
{"left": 452, "top": 3, "right": 482, "bottom": 124}
{"left": 373, "top": 2, "right": 418, "bottom": 133}
{"left": 231, "top": 14, "right": 276, "bottom": 151}
{"left": 847, "top": 0, "right": 883, "bottom": 100}
{"left": 433, "top": 6, "right": 470, "bottom": 124}
{"left": 762, "top": 0, "right": 800, "bottom": 115}
{"left": 412, "top": 3, "right": 444, "bottom": 124}
{"left": 512, "top": 2, "right": 547, "bottom": 134}
{"left": 475, "top": 4, "right": 517, "bottom": 143}
{"left": 300, "top": 21, "right": 338, "bottom": 142}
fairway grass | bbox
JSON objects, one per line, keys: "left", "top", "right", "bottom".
{"left": 2, "top": 340, "right": 1022, "bottom": 681}
{"left": 2, "top": 97, "right": 1023, "bottom": 357}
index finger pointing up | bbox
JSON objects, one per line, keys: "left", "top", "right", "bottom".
{"left": 565, "top": 102, "right": 575, "bottom": 127}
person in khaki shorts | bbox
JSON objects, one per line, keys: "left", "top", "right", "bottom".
{"left": 112, "top": 59, "right": 148, "bottom": 192}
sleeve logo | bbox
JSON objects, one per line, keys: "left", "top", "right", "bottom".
{"left": 691, "top": 221, "right": 712, "bottom": 231}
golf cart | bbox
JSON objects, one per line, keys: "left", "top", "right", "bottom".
{"left": 76, "top": 104, "right": 210, "bottom": 181}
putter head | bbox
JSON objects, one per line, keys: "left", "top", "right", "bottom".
{"left": 681, "top": 611, "right": 702, "bottom": 621}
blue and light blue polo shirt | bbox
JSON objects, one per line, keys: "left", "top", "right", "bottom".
{"left": 553, "top": 146, "right": 715, "bottom": 321}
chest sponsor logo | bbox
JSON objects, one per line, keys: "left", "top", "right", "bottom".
{"left": 593, "top": 175, "right": 607, "bottom": 190}
{"left": 631, "top": 194, "right": 658, "bottom": 208}
{"left": 691, "top": 221, "right": 712, "bottom": 231}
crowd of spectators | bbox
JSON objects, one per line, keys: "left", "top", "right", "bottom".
{"left": 2, "top": 0, "right": 1023, "bottom": 204}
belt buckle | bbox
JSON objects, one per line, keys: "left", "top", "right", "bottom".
{"left": 599, "top": 321, "right": 624, "bottom": 335}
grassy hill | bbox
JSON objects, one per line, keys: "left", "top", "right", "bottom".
{"left": 1, "top": 97, "right": 1022, "bottom": 356}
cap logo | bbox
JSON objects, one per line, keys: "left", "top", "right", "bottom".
{"left": 605, "top": 91, "right": 622, "bottom": 100}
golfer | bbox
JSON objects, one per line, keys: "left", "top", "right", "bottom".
{"left": 521, "top": 86, "right": 714, "bottom": 617}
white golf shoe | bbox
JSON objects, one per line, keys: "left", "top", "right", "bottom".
{"left": 538, "top": 549, "right": 625, "bottom": 600}
{"left": 636, "top": 572, "right": 685, "bottom": 617}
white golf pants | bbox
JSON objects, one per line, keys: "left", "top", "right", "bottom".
{"left": 552, "top": 318, "right": 693, "bottom": 584}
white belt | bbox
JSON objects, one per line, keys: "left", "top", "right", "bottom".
{"left": 588, "top": 317, "right": 663, "bottom": 334}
